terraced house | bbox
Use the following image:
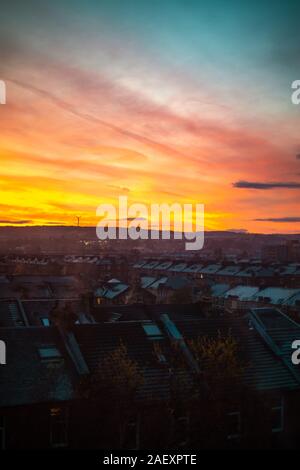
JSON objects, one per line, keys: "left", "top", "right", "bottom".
{"left": 1, "top": 305, "right": 300, "bottom": 449}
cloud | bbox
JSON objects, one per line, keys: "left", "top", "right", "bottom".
{"left": 233, "top": 180, "right": 300, "bottom": 189}
{"left": 0, "top": 219, "right": 31, "bottom": 224}
{"left": 6, "top": 78, "right": 191, "bottom": 161}
{"left": 254, "top": 217, "right": 300, "bottom": 223}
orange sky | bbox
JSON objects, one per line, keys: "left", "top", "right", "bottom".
{"left": 1, "top": 2, "right": 300, "bottom": 234}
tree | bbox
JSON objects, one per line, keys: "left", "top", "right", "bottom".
{"left": 87, "top": 341, "right": 143, "bottom": 400}
{"left": 188, "top": 331, "right": 244, "bottom": 387}
{"left": 186, "top": 331, "right": 246, "bottom": 448}
{"left": 78, "top": 341, "right": 144, "bottom": 448}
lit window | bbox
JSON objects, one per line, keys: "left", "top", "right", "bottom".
{"left": 50, "top": 407, "right": 68, "bottom": 448}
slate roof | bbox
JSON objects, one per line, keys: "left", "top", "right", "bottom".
{"left": 210, "top": 283, "right": 230, "bottom": 297}
{"left": 2, "top": 303, "right": 300, "bottom": 410}
{"left": 237, "top": 266, "right": 262, "bottom": 277}
{"left": 142, "top": 261, "right": 160, "bottom": 270}
{"left": 133, "top": 260, "right": 147, "bottom": 268}
{"left": 280, "top": 265, "right": 299, "bottom": 276}
{"left": 73, "top": 322, "right": 187, "bottom": 401}
{"left": 141, "top": 276, "right": 157, "bottom": 289}
{"left": 200, "top": 264, "right": 222, "bottom": 274}
{"left": 253, "top": 287, "right": 300, "bottom": 305}
{"left": 147, "top": 304, "right": 204, "bottom": 321}
{"left": 91, "top": 304, "right": 151, "bottom": 322}
{"left": 174, "top": 312, "right": 300, "bottom": 391}
{"left": 165, "top": 276, "right": 191, "bottom": 290}
{"left": 21, "top": 299, "right": 84, "bottom": 326}
{"left": 284, "top": 292, "right": 300, "bottom": 308}
{"left": 94, "top": 280, "right": 129, "bottom": 300}
{"left": 155, "top": 261, "right": 173, "bottom": 270}
{"left": 147, "top": 277, "right": 168, "bottom": 289}
{"left": 169, "top": 263, "right": 187, "bottom": 273}
{"left": 183, "top": 263, "right": 204, "bottom": 273}
{"left": 0, "top": 300, "right": 27, "bottom": 327}
{"left": 0, "top": 327, "right": 76, "bottom": 407}
{"left": 216, "top": 265, "right": 243, "bottom": 276}
{"left": 223, "top": 285, "right": 260, "bottom": 301}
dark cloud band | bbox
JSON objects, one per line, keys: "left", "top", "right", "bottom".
{"left": 233, "top": 180, "right": 300, "bottom": 189}
{"left": 254, "top": 217, "right": 300, "bottom": 223}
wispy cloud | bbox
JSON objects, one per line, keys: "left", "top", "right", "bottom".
{"left": 254, "top": 217, "right": 300, "bottom": 223}
{"left": 0, "top": 219, "right": 31, "bottom": 224}
{"left": 233, "top": 181, "right": 300, "bottom": 190}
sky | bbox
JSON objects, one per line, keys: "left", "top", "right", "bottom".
{"left": 0, "top": 0, "right": 299, "bottom": 233}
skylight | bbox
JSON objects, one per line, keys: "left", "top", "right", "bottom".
{"left": 143, "top": 324, "right": 163, "bottom": 339}
{"left": 38, "top": 346, "right": 62, "bottom": 360}
{"left": 40, "top": 317, "right": 50, "bottom": 327}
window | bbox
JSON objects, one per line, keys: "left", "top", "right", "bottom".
{"left": 227, "top": 411, "right": 241, "bottom": 440}
{"left": 50, "top": 407, "right": 68, "bottom": 448}
{"left": 0, "top": 416, "right": 5, "bottom": 450}
{"left": 143, "top": 324, "right": 163, "bottom": 340}
{"left": 121, "top": 414, "right": 140, "bottom": 450}
{"left": 174, "top": 416, "right": 189, "bottom": 447}
{"left": 38, "top": 346, "right": 62, "bottom": 361}
{"left": 272, "top": 397, "right": 284, "bottom": 433}
{"left": 40, "top": 317, "right": 50, "bottom": 327}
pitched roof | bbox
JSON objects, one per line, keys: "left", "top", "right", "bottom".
{"left": 155, "top": 261, "right": 173, "bottom": 270}
{"left": 224, "top": 285, "right": 260, "bottom": 301}
{"left": 147, "top": 277, "right": 168, "bottom": 289}
{"left": 183, "top": 263, "right": 204, "bottom": 273}
{"left": 284, "top": 292, "right": 300, "bottom": 308}
{"left": 216, "top": 265, "right": 243, "bottom": 276}
{"left": 174, "top": 313, "right": 300, "bottom": 391}
{"left": 73, "top": 322, "right": 186, "bottom": 400}
{"left": 253, "top": 287, "right": 300, "bottom": 305}
{"left": 141, "top": 276, "right": 157, "bottom": 288}
{"left": 169, "top": 263, "right": 187, "bottom": 272}
{"left": 200, "top": 264, "right": 222, "bottom": 274}
{"left": 165, "top": 276, "right": 191, "bottom": 290}
{"left": 94, "top": 280, "right": 129, "bottom": 300}
{"left": 0, "top": 327, "right": 76, "bottom": 407}
{"left": 210, "top": 283, "right": 230, "bottom": 297}
{"left": 0, "top": 300, "right": 27, "bottom": 327}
